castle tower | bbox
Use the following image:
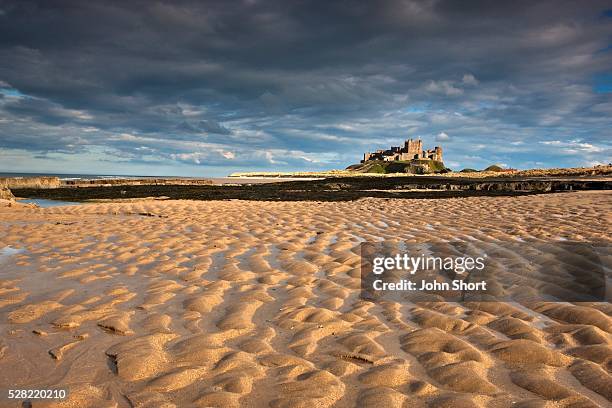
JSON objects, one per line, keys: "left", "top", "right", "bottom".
{"left": 404, "top": 138, "right": 423, "bottom": 159}
{"left": 434, "top": 146, "right": 443, "bottom": 161}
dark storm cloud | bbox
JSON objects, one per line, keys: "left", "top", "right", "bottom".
{"left": 0, "top": 0, "right": 611, "bottom": 174}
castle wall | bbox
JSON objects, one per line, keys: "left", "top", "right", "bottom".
{"left": 362, "top": 139, "right": 443, "bottom": 164}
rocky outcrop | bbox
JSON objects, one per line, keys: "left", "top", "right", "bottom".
{"left": 0, "top": 177, "right": 61, "bottom": 189}
{"left": 10, "top": 175, "right": 611, "bottom": 202}
{"left": 61, "top": 178, "right": 213, "bottom": 187}
{"left": 0, "top": 187, "right": 15, "bottom": 201}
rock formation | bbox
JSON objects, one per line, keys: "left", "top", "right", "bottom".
{"left": 0, "top": 176, "right": 61, "bottom": 189}
{"left": 0, "top": 187, "right": 15, "bottom": 201}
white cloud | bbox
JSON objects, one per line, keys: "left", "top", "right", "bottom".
{"left": 67, "top": 109, "right": 92, "bottom": 120}
{"left": 424, "top": 80, "right": 463, "bottom": 96}
{"left": 462, "top": 74, "right": 479, "bottom": 86}
{"left": 435, "top": 131, "right": 450, "bottom": 141}
{"left": 587, "top": 160, "right": 607, "bottom": 166}
{"left": 265, "top": 151, "right": 277, "bottom": 164}
{"left": 114, "top": 133, "right": 141, "bottom": 141}
{"left": 221, "top": 151, "right": 235, "bottom": 159}
{"left": 171, "top": 152, "right": 205, "bottom": 164}
{"left": 540, "top": 140, "right": 604, "bottom": 153}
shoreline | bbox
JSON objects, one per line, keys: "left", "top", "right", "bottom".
{"left": 229, "top": 164, "right": 612, "bottom": 179}
{"left": 10, "top": 174, "right": 611, "bottom": 202}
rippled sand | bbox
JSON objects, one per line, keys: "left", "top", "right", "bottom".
{"left": 0, "top": 191, "right": 610, "bottom": 407}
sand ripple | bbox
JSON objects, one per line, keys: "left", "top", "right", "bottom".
{"left": 0, "top": 191, "right": 610, "bottom": 407}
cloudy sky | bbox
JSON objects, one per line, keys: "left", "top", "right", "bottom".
{"left": 0, "top": 0, "right": 611, "bottom": 176}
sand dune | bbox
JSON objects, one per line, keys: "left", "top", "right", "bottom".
{"left": 0, "top": 191, "right": 610, "bottom": 407}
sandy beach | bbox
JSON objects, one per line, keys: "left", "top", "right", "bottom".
{"left": 0, "top": 191, "right": 610, "bottom": 407}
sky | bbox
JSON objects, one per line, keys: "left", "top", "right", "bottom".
{"left": 0, "top": 0, "right": 611, "bottom": 176}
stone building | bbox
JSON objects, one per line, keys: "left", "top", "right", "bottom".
{"left": 362, "top": 139, "right": 443, "bottom": 163}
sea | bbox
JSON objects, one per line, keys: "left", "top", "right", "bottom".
{"left": 3, "top": 172, "right": 316, "bottom": 207}
{"left": 0, "top": 172, "right": 172, "bottom": 181}
{"left": 0, "top": 172, "right": 316, "bottom": 185}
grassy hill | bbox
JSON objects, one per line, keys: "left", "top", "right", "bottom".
{"left": 347, "top": 159, "right": 449, "bottom": 174}
{"left": 484, "top": 164, "right": 504, "bottom": 172}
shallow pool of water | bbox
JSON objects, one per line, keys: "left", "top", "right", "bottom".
{"left": 0, "top": 246, "right": 25, "bottom": 263}
{"left": 18, "top": 198, "right": 83, "bottom": 207}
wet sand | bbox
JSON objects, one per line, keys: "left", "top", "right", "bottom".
{"left": 0, "top": 191, "right": 610, "bottom": 407}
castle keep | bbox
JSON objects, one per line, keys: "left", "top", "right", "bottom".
{"left": 362, "top": 139, "right": 443, "bottom": 163}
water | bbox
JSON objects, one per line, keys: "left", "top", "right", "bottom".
{"left": 0, "top": 172, "right": 144, "bottom": 180}
{"left": 0, "top": 246, "right": 25, "bottom": 263}
{"left": 18, "top": 198, "right": 82, "bottom": 207}
{"left": 0, "top": 172, "right": 316, "bottom": 185}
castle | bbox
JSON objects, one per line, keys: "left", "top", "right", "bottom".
{"left": 362, "top": 138, "right": 443, "bottom": 163}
